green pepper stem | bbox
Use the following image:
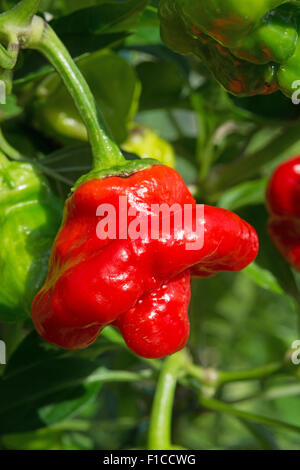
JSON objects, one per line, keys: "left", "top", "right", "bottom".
{"left": 6, "top": 0, "right": 40, "bottom": 25}
{"left": 26, "top": 17, "right": 125, "bottom": 171}
{"left": 0, "top": 42, "right": 18, "bottom": 69}
{"left": 0, "top": 0, "right": 41, "bottom": 69}
{"left": 147, "top": 350, "right": 188, "bottom": 450}
{"left": 217, "top": 362, "right": 284, "bottom": 386}
{"left": 207, "top": 122, "right": 300, "bottom": 193}
{"left": 0, "top": 0, "right": 40, "bottom": 37}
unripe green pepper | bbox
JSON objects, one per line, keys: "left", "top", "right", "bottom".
{"left": 159, "top": 0, "right": 300, "bottom": 97}
{"left": 122, "top": 124, "right": 175, "bottom": 168}
{"left": 170, "top": 1, "right": 289, "bottom": 48}
{"left": 31, "top": 50, "right": 140, "bottom": 145}
{"left": 0, "top": 157, "right": 62, "bottom": 321}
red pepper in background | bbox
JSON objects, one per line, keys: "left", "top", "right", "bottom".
{"left": 32, "top": 164, "right": 258, "bottom": 358}
{"left": 266, "top": 156, "right": 300, "bottom": 271}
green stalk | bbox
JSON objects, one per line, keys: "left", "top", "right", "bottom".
{"left": 0, "top": 0, "right": 41, "bottom": 47}
{"left": 0, "top": 150, "right": 9, "bottom": 168}
{"left": 0, "top": 1, "right": 41, "bottom": 68}
{"left": 217, "top": 362, "right": 284, "bottom": 386}
{"left": 229, "top": 383, "right": 300, "bottom": 405}
{"left": 0, "top": 42, "right": 17, "bottom": 69}
{"left": 207, "top": 122, "right": 300, "bottom": 193}
{"left": 0, "top": 128, "right": 21, "bottom": 160}
{"left": 147, "top": 349, "right": 188, "bottom": 450}
{"left": 1, "top": 0, "right": 41, "bottom": 26}
{"left": 26, "top": 18, "right": 125, "bottom": 171}
{"left": 87, "top": 368, "right": 153, "bottom": 384}
{"left": 188, "top": 361, "right": 285, "bottom": 390}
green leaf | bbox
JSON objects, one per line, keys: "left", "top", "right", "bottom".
{"left": 0, "top": 332, "right": 103, "bottom": 434}
{"left": 230, "top": 91, "right": 300, "bottom": 123}
{"left": 136, "top": 60, "right": 187, "bottom": 110}
{"left": 2, "top": 428, "right": 65, "bottom": 450}
{"left": 56, "top": 32, "right": 130, "bottom": 60}
{"left": 0, "top": 95, "right": 22, "bottom": 122}
{"left": 126, "top": 5, "right": 161, "bottom": 46}
{"left": 175, "top": 155, "right": 198, "bottom": 187}
{"left": 14, "top": 0, "right": 148, "bottom": 84}
{"left": 243, "top": 262, "right": 283, "bottom": 295}
{"left": 14, "top": 33, "right": 129, "bottom": 87}
{"left": 192, "top": 82, "right": 256, "bottom": 180}
{"left": 52, "top": 0, "right": 149, "bottom": 36}
{"left": 218, "top": 179, "right": 267, "bottom": 212}
{"left": 0, "top": 0, "right": 16, "bottom": 12}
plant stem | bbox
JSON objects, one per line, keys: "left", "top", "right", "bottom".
{"left": 1, "top": 0, "right": 41, "bottom": 25}
{"left": 207, "top": 122, "right": 300, "bottom": 193}
{"left": 147, "top": 349, "right": 188, "bottom": 450}
{"left": 188, "top": 361, "right": 286, "bottom": 391}
{"left": 0, "top": 42, "right": 18, "bottom": 68}
{"left": 217, "top": 362, "right": 284, "bottom": 386}
{"left": 199, "top": 396, "right": 300, "bottom": 435}
{"left": 102, "top": 327, "right": 290, "bottom": 390}
{"left": 188, "top": 363, "right": 219, "bottom": 385}
{"left": 27, "top": 17, "right": 125, "bottom": 171}
{"left": 87, "top": 368, "right": 153, "bottom": 385}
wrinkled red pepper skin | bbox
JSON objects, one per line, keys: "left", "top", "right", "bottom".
{"left": 32, "top": 165, "right": 258, "bottom": 358}
{"left": 115, "top": 271, "right": 191, "bottom": 358}
{"left": 267, "top": 156, "right": 300, "bottom": 270}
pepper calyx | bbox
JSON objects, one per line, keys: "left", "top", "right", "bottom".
{"left": 72, "top": 158, "right": 160, "bottom": 192}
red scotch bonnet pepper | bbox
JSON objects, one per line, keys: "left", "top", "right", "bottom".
{"left": 266, "top": 155, "right": 300, "bottom": 271}
{"left": 32, "top": 163, "right": 258, "bottom": 358}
